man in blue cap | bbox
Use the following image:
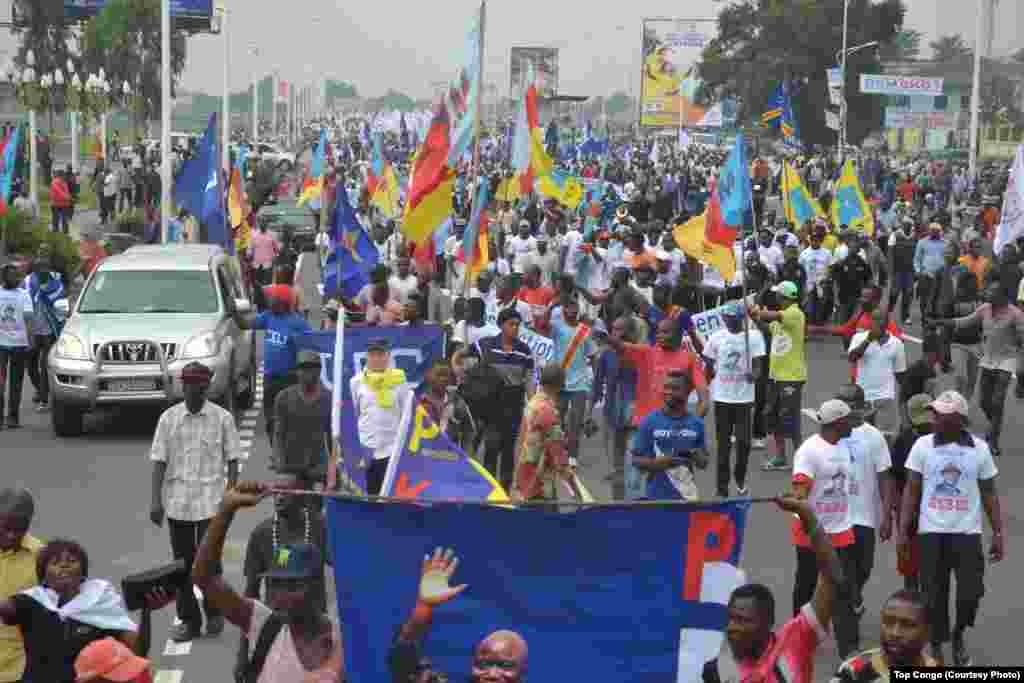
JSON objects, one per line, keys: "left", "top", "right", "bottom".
{"left": 703, "top": 301, "right": 766, "bottom": 497}
{"left": 193, "top": 482, "right": 342, "bottom": 682}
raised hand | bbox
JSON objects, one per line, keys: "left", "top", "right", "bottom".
{"left": 222, "top": 481, "right": 270, "bottom": 512}
{"left": 418, "top": 547, "right": 468, "bottom": 607}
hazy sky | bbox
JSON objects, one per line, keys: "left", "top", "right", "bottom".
{"left": 2, "top": 0, "right": 1021, "bottom": 100}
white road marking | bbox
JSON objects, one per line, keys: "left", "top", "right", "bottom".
{"left": 240, "top": 439, "right": 252, "bottom": 449}
{"left": 238, "top": 428, "right": 255, "bottom": 438}
{"left": 153, "top": 671, "right": 183, "bottom": 683}
{"left": 163, "top": 640, "right": 192, "bottom": 656}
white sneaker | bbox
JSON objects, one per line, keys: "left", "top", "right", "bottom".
{"left": 751, "top": 438, "right": 767, "bottom": 450}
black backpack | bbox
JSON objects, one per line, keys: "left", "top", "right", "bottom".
{"left": 245, "top": 613, "right": 284, "bottom": 683}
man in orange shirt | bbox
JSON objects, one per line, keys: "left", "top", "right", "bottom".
{"left": 958, "top": 238, "right": 991, "bottom": 288}
{"left": 624, "top": 230, "right": 658, "bottom": 271}
{"left": 808, "top": 285, "right": 903, "bottom": 342}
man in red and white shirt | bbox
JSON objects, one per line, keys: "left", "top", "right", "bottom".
{"left": 792, "top": 399, "right": 860, "bottom": 660}
{"left": 703, "top": 496, "right": 841, "bottom": 683}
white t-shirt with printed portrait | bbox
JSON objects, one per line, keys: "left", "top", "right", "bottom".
{"left": 906, "top": 433, "right": 998, "bottom": 535}
{"left": 704, "top": 328, "right": 766, "bottom": 404}
{"left": 793, "top": 434, "right": 853, "bottom": 536}
{"left": 0, "top": 287, "right": 33, "bottom": 348}
{"left": 844, "top": 422, "right": 892, "bottom": 529}
{"left": 848, "top": 331, "right": 907, "bottom": 401}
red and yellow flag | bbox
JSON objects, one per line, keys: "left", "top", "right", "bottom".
{"left": 402, "top": 101, "right": 455, "bottom": 245}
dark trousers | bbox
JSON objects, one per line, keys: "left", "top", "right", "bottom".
{"left": 978, "top": 368, "right": 1012, "bottom": 451}
{"left": 51, "top": 206, "right": 69, "bottom": 234}
{"left": 918, "top": 533, "right": 985, "bottom": 644}
{"left": 485, "top": 393, "right": 525, "bottom": 492}
{"left": 0, "top": 347, "right": 29, "bottom": 421}
{"left": 714, "top": 401, "right": 752, "bottom": 495}
{"left": 888, "top": 271, "right": 914, "bottom": 322}
{"left": 168, "top": 517, "right": 222, "bottom": 629}
{"left": 794, "top": 543, "right": 860, "bottom": 659}
{"left": 118, "top": 188, "right": 133, "bottom": 213}
{"left": 366, "top": 457, "right": 390, "bottom": 496}
{"left": 917, "top": 274, "right": 937, "bottom": 320}
{"left": 263, "top": 373, "right": 293, "bottom": 444}
{"left": 849, "top": 525, "right": 877, "bottom": 608}
{"left": 27, "top": 335, "right": 55, "bottom": 404}
{"left": 752, "top": 371, "right": 769, "bottom": 440}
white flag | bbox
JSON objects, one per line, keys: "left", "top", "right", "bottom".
{"left": 994, "top": 144, "right": 1024, "bottom": 254}
{"left": 825, "top": 110, "right": 841, "bottom": 131}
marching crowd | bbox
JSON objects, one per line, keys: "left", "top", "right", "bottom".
{"left": 0, "top": 124, "right": 1017, "bottom": 682}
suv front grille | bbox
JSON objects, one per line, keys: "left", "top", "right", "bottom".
{"left": 93, "top": 342, "right": 177, "bottom": 363}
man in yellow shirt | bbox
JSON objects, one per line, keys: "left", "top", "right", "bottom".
{"left": 0, "top": 489, "right": 42, "bottom": 683}
{"left": 751, "top": 281, "right": 808, "bottom": 470}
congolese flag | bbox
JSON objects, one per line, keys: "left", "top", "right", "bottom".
{"left": 297, "top": 128, "right": 327, "bottom": 207}
{"left": 402, "top": 101, "right": 456, "bottom": 245}
{"left": 831, "top": 159, "right": 875, "bottom": 236}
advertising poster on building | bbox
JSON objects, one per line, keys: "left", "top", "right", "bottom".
{"left": 509, "top": 47, "right": 559, "bottom": 99}
{"left": 640, "top": 18, "right": 715, "bottom": 128}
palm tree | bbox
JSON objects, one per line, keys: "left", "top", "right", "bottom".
{"left": 929, "top": 34, "right": 973, "bottom": 61}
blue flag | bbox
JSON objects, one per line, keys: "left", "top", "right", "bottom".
{"left": 322, "top": 187, "right": 379, "bottom": 299}
{"left": 296, "top": 326, "right": 446, "bottom": 494}
{"left": 173, "top": 113, "right": 227, "bottom": 248}
{"left": 0, "top": 125, "right": 22, "bottom": 204}
{"left": 381, "top": 394, "right": 507, "bottom": 501}
{"left": 717, "top": 134, "right": 752, "bottom": 228}
{"left": 327, "top": 498, "right": 750, "bottom": 681}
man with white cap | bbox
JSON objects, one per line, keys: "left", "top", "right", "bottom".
{"left": 899, "top": 390, "right": 1004, "bottom": 667}
{"left": 791, "top": 398, "right": 861, "bottom": 660}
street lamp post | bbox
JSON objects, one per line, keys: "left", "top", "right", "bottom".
{"left": 219, "top": 4, "right": 230, "bottom": 172}
{"left": 250, "top": 47, "right": 259, "bottom": 142}
{"left": 67, "top": 59, "right": 79, "bottom": 173}
{"left": 836, "top": 39, "right": 879, "bottom": 164}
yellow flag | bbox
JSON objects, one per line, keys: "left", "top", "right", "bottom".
{"left": 536, "top": 173, "right": 584, "bottom": 210}
{"left": 830, "top": 159, "right": 875, "bottom": 236}
{"left": 371, "top": 164, "right": 402, "bottom": 218}
{"left": 495, "top": 177, "right": 521, "bottom": 203}
{"left": 402, "top": 175, "right": 455, "bottom": 245}
{"left": 782, "top": 162, "right": 825, "bottom": 227}
{"left": 673, "top": 213, "right": 736, "bottom": 282}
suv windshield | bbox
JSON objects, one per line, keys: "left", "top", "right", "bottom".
{"left": 79, "top": 270, "right": 219, "bottom": 314}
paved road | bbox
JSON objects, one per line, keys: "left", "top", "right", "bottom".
{"left": 5, "top": 261, "right": 1021, "bottom": 681}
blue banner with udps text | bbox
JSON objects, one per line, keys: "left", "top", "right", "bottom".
{"left": 327, "top": 497, "right": 751, "bottom": 682}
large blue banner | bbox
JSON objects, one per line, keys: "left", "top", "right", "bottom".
{"left": 63, "top": 0, "right": 212, "bottom": 19}
{"left": 328, "top": 498, "right": 750, "bottom": 681}
{"left": 296, "top": 325, "right": 445, "bottom": 494}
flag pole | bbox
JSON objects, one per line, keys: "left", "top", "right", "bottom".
{"left": 463, "top": 0, "right": 487, "bottom": 299}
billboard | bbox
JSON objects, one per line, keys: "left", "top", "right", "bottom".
{"left": 884, "top": 109, "right": 958, "bottom": 129}
{"left": 509, "top": 47, "right": 559, "bottom": 99}
{"left": 14, "top": 0, "right": 214, "bottom": 28}
{"left": 640, "top": 18, "right": 715, "bottom": 128}
{"left": 860, "top": 74, "right": 944, "bottom": 97}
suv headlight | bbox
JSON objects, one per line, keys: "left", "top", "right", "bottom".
{"left": 54, "top": 333, "right": 89, "bottom": 360}
{"left": 180, "top": 332, "right": 221, "bottom": 359}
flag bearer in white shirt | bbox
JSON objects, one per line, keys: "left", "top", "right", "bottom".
{"left": 703, "top": 302, "right": 765, "bottom": 498}
{"left": 899, "top": 390, "right": 1004, "bottom": 667}
{"left": 848, "top": 310, "right": 906, "bottom": 439}
{"left": 834, "top": 383, "right": 893, "bottom": 620}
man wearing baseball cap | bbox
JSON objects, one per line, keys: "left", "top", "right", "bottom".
{"left": 271, "top": 351, "right": 330, "bottom": 488}
{"left": 751, "top": 281, "right": 807, "bottom": 471}
{"left": 791, "top": 399, "right": 860, "bottom": 659}
{"left": 899, "top": 390, "right": 1004, "bottom": 666}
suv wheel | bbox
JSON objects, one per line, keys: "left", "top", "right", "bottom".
{"left": 237, "top": 356, "right": 256, "bottom": 410}
{"left": 52, "top": 397, "right": 85, "bottom": 437}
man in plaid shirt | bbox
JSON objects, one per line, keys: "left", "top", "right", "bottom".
{"left": 150, "top": 362, "right": 240, "bottom": 642}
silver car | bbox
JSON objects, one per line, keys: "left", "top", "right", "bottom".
{"left": 48, "top": 244, "right": 257, "bottom": 437}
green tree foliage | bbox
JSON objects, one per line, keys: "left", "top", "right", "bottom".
{"left": 699, "top": 0, "right": 905, "bottom": 147}
{"left": 980, "top": 71, "right": 1023, "bottom": 125}
{"left": 325, "top": 80, "right": 358, "bottom": 105}
{"left": 604, "top": 91, "right": 633, "bottom": 116}
{"left": 929, "top": 34, "right": 973, "bottom": 61}
{"left": 879, "top": 28, "right": 923, "bottom": 61}
{"left": 368, "top": 89, "right": 416, "bottom": 112}
{"left": 11, "top": 0, "right": 74, "bottom": 104}
{"left": 80, "top": 0, "right": 187, "bottom": 129}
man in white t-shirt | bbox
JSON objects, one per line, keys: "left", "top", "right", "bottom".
{"left": 703, "top": 302, "right": 766, "bottom": 497}
{"left": 757, "top": 228, "right": 784, "bottom": 275}
{"left": 792, "top": 399, "right": 861, "bottom": 660}
{"left": 0, "top": 263, "right": 35, "bottom": 428}
{"left": 388, "top": 256, "right": 419, "bottom": 305}
{"left": 848, "top": 310, "right": 906, "bottom": 438}
{"left": 507, "top": 221, "right": 537, "bottom": 274}
{"left": 835, "top": 383, "right": 892, "bottom": 620}
{"left": 899, "top": 390, "right": 1003, "bottom": 667}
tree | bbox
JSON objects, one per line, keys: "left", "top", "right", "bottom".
{"left": 369, "top": 89, "right": 415, "bottom": 112}
{"left": 80, "top": 0, "right": 187, "bottom": 138}
{"left": 879, "top": 28, "right": 923, "bottom": 61}
{"left": 980, "top": 71, "right": 1023, "bottom": 125}
{"left": 929, "top": 34, "right": 973, "bottom": 61}
{"left": 11, "top": 0, "right": 74, "bottom": 126}
{"left": 325, "top": 80, "right": 358, "bottom": 105}
{"left": 604, "top": 91, "right": 633, "bottom": 116}
{"left": 699, "top": 0, "right": 904, "bottom": 147}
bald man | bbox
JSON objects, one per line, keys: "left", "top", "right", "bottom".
{"left": 389, "top": 548, "right": 528, "bottom": 683}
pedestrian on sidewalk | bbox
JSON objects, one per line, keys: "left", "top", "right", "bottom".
{"left": 49, "top": 170, "right": 72, "bottom": 235}
{"left": 149, "top": 362, "right": 240, "bottom": 642}
{"left": 22, "top": 255, "right": 65, "bottom": 412}
{"left": 899, "top": 390, "right": 1004, "bottom": 666}
{"left": 0, "top": 263, "right": 34, "bottom": 430}
{"left": 703, "top": 302, "right": 765, "bottom": 498}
